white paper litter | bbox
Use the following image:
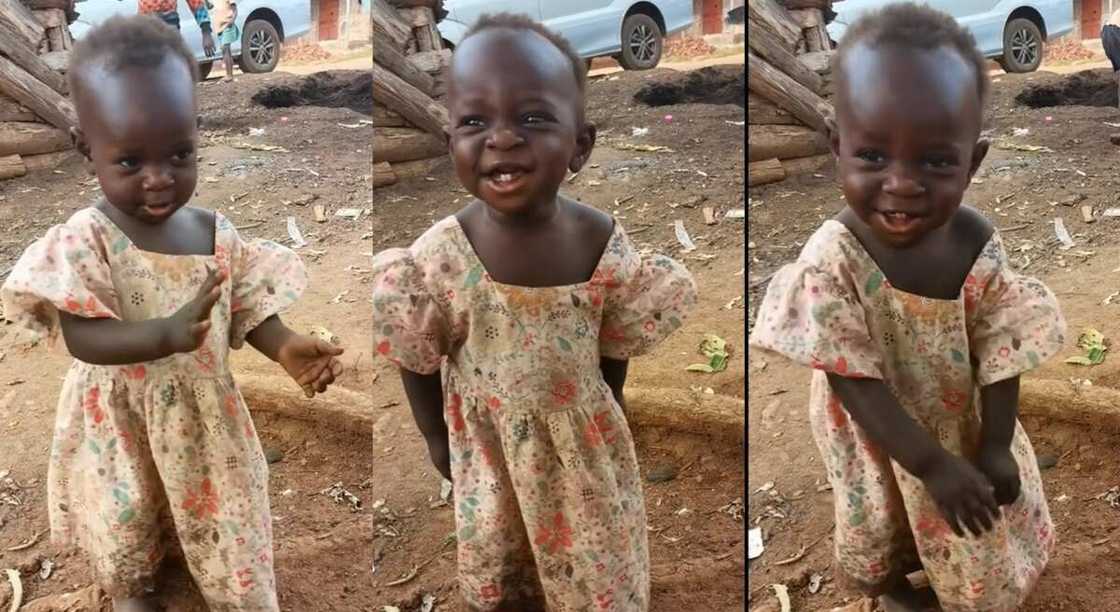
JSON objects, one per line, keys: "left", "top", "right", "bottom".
{"left": 286, "top": 216, "right": 307, "bottom": 248}
{"left": 335, "top": 208, "right": 363, "bottom": 219}
{"left": 1104, "top": 208, "right": 1120, "bottom": 218}
{"left": 748, "top": 527, "right": 764, "bottom": 560}
{"left": 725, "top": 209, "right": 745, "bottom": 219}
{"left": 631, "top": 127, "right": 649, "bottom": 137}
{"left": 1053, "top": 218, "right": 1074, "bottom": 250}
{"left": 673, "top": 220, "right": 697, "bottom": 252}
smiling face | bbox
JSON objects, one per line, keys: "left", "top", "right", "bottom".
{"left": 72, "top": 55, "right": 199, "bottom": 224}
{"left": 833, "top": 42, "right": 988, "bottom": 248}
{"left": 447, "top": 28, "right": 595, "bottom": 218}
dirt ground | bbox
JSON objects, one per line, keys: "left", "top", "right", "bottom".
{"left": 368, "top": 63, "right": 746, "bottom": 610}
{"left": 748, "top": 68, "right": 1120, "bottom": 611}
{"left": 0, "top": 68, "right": 377, "bottom": 609}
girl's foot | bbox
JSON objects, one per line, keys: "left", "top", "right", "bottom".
{"left": 112, "top": 596, "right": 158, "bottom": 612}
{"left": 878, "top": 584, "right": 941, "bottom": 612}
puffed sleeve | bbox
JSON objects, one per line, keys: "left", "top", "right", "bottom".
{"left": 749, "top": 260, "right": 884, "bottom": 379}
{"left": 1, "top": 220, "right": 120, "bottom": 345}
{"left": 226, "top": 222, "right": 307, "bottom": 349}
{"left": 598, "top": 229, "right": 697, "bottom": 359}
{"left": 371, "top": 248, "right": 457, "bottom": 374}
{"left": 967, "top": 235, "right": 1066, "bottom": 385}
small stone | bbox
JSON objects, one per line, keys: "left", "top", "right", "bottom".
{"left": 264, "top": 447, "right": 284, "bottom": 464}
{"left": 1111, "top": 133, "right": 1120, "bottom": 146}
{"left": 1037, "top": 454, "right": 1059, "bottom": 470}
{"left": 646, "top": 464, "right": 679, "bottom": 483}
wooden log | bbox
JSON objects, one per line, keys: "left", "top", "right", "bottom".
{"left": 32, "top": 7, "right": 65, "bottom": 27}
{"left": 806, "top": 22, "right": 830, "bottom": 53}
{"left": 372, "top": 104, "right": 408, "bottom": 127}
{"left": 372, "top": 60, "right": 449, "bottom": 137}
{"left": 373, "top": 19, "right": 435, "bottom": 95}
{"left": 1020, "top": 378, "right": 1120, "bottom": 432}
{"left": 0, "top": 121, "right": 69, "bottom": 156}
{"left": 391, "top": 156, "right": 444, "bottom": 179}
{"left": 778, "top": 0, "right": 831, "bottom": 9}
{"left": 372, "top": 160, "right": 398, "bottom": 187}
{"left": 373, "top": 126, "right": 445, "bottom": 163}
{"left": 46, "top": 24, "right": 64, "bottom": 52}
{"left": 747, "top": 18, "right": 822, "bottom": 94}
{"left": 23, "top": 148, "right": 76, "bottom": 171}
{"left": 0, "top": 0, "right": 45, "bottom": 49}
{"left": 395, "top": 6, "right": 432, "bottom": 26}
{"left": 0, "top": 94, "right": 34, "bottom": 122}
{"left": 389, "top": 0, "right": 441, "bottom": 9}
{"left": 782, "top": 153, "right": 831, "bottom": 176}
{"left": 748, "top": 51, "right": 830, "bottom": 133}
{"left": 747, "top": 92, "right": 798, "bottom": 125}
{"left": 0, "top": 153, "right": 25, "bottom": 179}
{"left": 748, "top": 124, "right": 828, "bottom": 162}
{"left": 240, "top": 374, "right": 372, "bottom": 435}
{"left": 370, "top": 0, "right": 413, "bottom": 51}
{"left": 0, "top": 18, "right": 68, "bottom": 95}
{"left": 748, "top": 0, "right": 801, "bottom": 51}
{"left": 749, "top": 158, "right": 785, "bottom": 187}
{"left": 787, "top": 8, "right": 821, "bottom": 28}
{"left": 40, "top": 50, "right": 67, "bottom": 72}
{"left": 0, "top": 55, "right": 75, "bottom": 129}
{"left": 24, "top": 0, "right": 73, "bottom": 11}
{"left": 799, "top": 50, "right": 833, "bottom": 74}
{"left": 408, "top": 49, "right": 450, "bottom": 74}
{"left": 623, "top": 387, "right": 744, "bottom": 444}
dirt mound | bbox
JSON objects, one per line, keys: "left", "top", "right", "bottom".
{"left": 633, "top": 65, "right": 745, "bottom": 107}
{"left": 1015, "top": 70, "right": 1118, "bottom": 108}
{"left": 253, "top": 71, "right": 372, "bottom": 114}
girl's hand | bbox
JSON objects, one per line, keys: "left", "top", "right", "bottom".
{"left": 163, "top": 268, "right": 224, "bottom": 354}
{"left": 277, "top": 335, "right": 344, "bottom": 397}
{"left": 976, "top": 444, "right": 1021, "bottom": 506}
{"left": 921, "top": 452, "right": 1000, "bottom": 538}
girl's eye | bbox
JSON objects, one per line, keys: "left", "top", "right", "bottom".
{"left": 926, "top": 156, "right": 956, "bottom": 169}
{"left": 118, "top": 158, "right": 138, "bottom": 169}
{"left": 855, "top": 150, "right": 885, "bottom": 164}
{"left": 524, "top": 113, "right": 550, "bottom": 124}
{"left": 174, "top": 149, "right": 194, "bottom": 162}
{"left": 460, "top": 116, "right": 485, "bottom": 128}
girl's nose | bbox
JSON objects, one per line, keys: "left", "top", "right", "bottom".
{"left": 882, "top": 167, "right": 925, "bottom": 196}
{"left": 141, "top": 165, "right": 174, "bottom": 191}
{"left": 486, "top": 126, "right": 524, "bottom": 150}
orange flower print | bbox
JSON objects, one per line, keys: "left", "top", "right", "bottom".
{"left": 998, "top": 346, "right": 1011, "bottom": 359}
{"left": 488, "top": 396, "right": 501, "bottom": 411}
{"left": 551, "top": 380, "right": 577, "bottom": 406}
{"left": 447, "top": 394, "right": 466, "bottom": 433}
{"left": 377, "top": 340, "right": 391, "bottom": 356}
{"left": 122, "top": 365, "right": 146, "bottom": 380}
{"left": 585, "top": 411, "right": 617, "bottom": 448}
{"left": 600, "top": 326, "right": 626, "bottom": 342}
{"left": 235, "top": 567, "right": 254, "bottom": 589}
{"left": 534, "top": 512, "right": 574, "bottom": 554}
{"left": 480, "top": 583, "right": 501, "bottom": 600}
{"left": 83, "top": 386, "right": 104, "bottom": 425}
{"left": 596, "top": 590, "right": 615, "bottom": 610}
{"left": 915, "top": 513, "right": 952, "bottom": 541}
{"left": 941, "top": 389, "right": 968, "bottom": 413}
{"left": 182, "top": 478, "right": 220, "bottom": 520}
{"left": 225, "top": 394, "right": 239, "bottom": 418}
{"left": 826, "top": 395, "right": 848, "bottom": 429}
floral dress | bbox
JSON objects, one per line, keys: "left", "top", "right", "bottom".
{"left": 1, "top": 207, "right": 305, "bottom": 610}
{"left": 372, "top": 216, "right": 696, "bottom": 611}
{"left": 750, "top": 220, "right": 1065, "bottom": 612}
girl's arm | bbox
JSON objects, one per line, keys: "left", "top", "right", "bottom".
{"left": 400, "top": 368, "right": 450, "bottom": 481}
{"left": 977, "top": 376, "right": 1022, "bottom": 505}
{"left": 826, "top": 373, "right": 1000, "bottom": 537}
{"left": 246, "top": 315, "right": 344, "bottom": 395}
{"left": 600, "top": 357, "right": 629, "bottom": 409}
{"left": 58, "top": 269, "right": 223, "bottom": 365}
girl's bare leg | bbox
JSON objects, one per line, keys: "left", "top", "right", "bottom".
{"left": 112, "top": 596, "right": 157, "bottom": 612}
{"left": 223, "top": 44, "right": 234, "bottom": 79}
{"left": 877, "top": 574, "right": 941, "bottom": 612}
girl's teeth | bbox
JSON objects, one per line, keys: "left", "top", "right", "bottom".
{"left": 496, "top": 173, "right": 513, "bottom": 183}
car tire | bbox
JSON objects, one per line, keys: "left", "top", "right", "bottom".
{"left": 198, "top": 61, "right": 213, "bottom": 80}
{"left": 1000, "top": 17, "right": 1044, "bottom": 73}
{"left": 238, "top": 19, "right": 281, "bottom": 74}
{"left": 618, "top": 13, "right": 662, "bottom": 71}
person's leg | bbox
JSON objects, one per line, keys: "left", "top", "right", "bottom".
{"left": 223, "top": 44, "right": 234, "bottom": 79}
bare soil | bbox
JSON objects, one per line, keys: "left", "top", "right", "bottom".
{"left": 368, "top": 64, "right": 747, "bottom": 610}
{"left": 748, "top": 68, "right": 1120, "bottom": 611}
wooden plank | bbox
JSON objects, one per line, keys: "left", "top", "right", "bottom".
{"left": 0, "top": 94, "right": 34, "bottom": 122}
{"left": 748, "top": 158, "right": 785, "bottom": 186}
{"left": 748, "top": 92, "right": 799, "bottom": 125}
{"left": 0, "top": 0, "right": 46, "bottom": 49}
{"left": 748, "top": 124, "right": 828, "bottom": 162}
{"left": 370, "top": 0, "right": 413, "bottom": 51}
{"left": 748, "top": 17, "right": 822, "bottom": 94}
{"left": 32, "top": 7, "right": 64, "bottom": 28}
{"left": 778, "top": 0, "right": 831, "bottom": 9}
{"left": 23, "top": 148, "right": 75, "bottom": 171}
{"left": 39, "top": 50, "right": 67, "bottom": 72}
{"left": 372, "top": 60, "right": 449, "bottom": 137}
{"left": 798, "top": 50, "right": 833, "bottom": 74}
{"left": 0, "top": 153, "right": 25, "bottom": 180}
{"left": 0, "top": 55, "right": 75, "bottom": 129}
{"left": 782, "top": 153, "right": 831, "bottom": 176}
{"left": 0, "top": 120, "right": 70, "bottom": 156}
{"left": 395, "top": 6, "right": 432, "bottom": 26}
{"left": 806, "top": 22, "right": 830, "bottom": 52}
{"left": 748, "top": 0, "right": 801, "bottom": 50}
{"left": 787, "top": 8, "right": 821, "bottom": 28}
{"left": 372, "top": 161, "right": 398, "bottom": 188}
{"left": 748, "top": 51, "right": 829, "bottom": 133}
{"left": 46, "top": 24, "right": 64, "bottom": 52}
{"left": 0, "top": 18, "right": 68, "bottom": 94}
{"left": 373, "top": 104, "right": 408, "bottom": 127}
{"left": 374, "top": 126, "right": 445, "bottom": 163}
{"left": 408, "top": 49, "right": 450, "bottom": 74}
{"left": 373, "top": 19, "right": 435, "bottom": 95}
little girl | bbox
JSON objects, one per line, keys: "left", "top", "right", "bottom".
{"left": 750, "top": 5, "right": 1063, "bottom": 612}
{"left": 372, "top": 14, "right": 696, "bottom": 611}
{"left": 1, "top": 17, "right": 343, "bottom": 611}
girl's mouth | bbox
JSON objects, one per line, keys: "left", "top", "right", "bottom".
{"left": 484, "top": 169, "right": 528, "bottom": 194}
{"left": 876, "top": 210, "right": 923, "bottom": 234}
{"left": 143, "top": 202, "right": 176, "bottom": 218}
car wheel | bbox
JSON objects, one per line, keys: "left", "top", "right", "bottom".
{"left": 618, "top": 13, "right": 662, "bottom": 70}
{"left": 238, "top": 19, "right": 281, "bottom": 74}
{"left": 198, "top": 61, "right": 213, "bottom": 80}
{"left": 1001, "top": 17, "right": 1043, "bottom": 73}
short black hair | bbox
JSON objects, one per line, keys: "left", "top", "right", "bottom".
{"left": 461, "top": 12, "right": 587, "bottom": 93}
{"left": 69, "top": 14, "right": 200, "bottom": 93}
{"left": 833, "top": 2, "right": 988, "bottom": 103}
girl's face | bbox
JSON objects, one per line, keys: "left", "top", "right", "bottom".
{"left": 447, "top": 29, "right": 595, "bottom": 219}
{"left": 73, "top": 57, "right": 199, "bottom": 225}
{"left": 832, "top": 43, "right": 988, "bottom": 248}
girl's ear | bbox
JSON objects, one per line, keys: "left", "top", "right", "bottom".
{"left": 569, "top": 122, "right": 597, "bottom": 173}
{"left": 70, "top": 127, "right": 91, "bottom": 161}
{"left": 968, "top": 138, "right": 990, "bottom": 178}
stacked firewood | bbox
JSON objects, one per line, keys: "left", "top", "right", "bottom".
{"left": 0, "top": 0, "right": 78, "bottom": 181}
{"left": 747, "top": 0, "right": 839, "bottom": 187}
{"left": 371, "top": 0, "right": 452, "bottom": 190}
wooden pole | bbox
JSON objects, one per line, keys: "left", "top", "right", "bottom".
{"left": 372, "top": 161, "right": 398, "bottom": 188}
{"left": 748, "top": 0, "right": 802, "bottom": 50}
{"left": 748, "top": 51, "right": 830, "bottom": 133}
{"left": 0, "top": 19, "right": 68, "bottom": 94}
{"left": 747, "top": 18, "right": 823, "bottom": 94}
{"left": 747, "top": 93, "right": 798, "bottom": 126}
{"left": 0, "top": 153, "right": 25, "bottom": 179}
{"left": 749, "top": 124, "right": 829, "bottom": 162}
{"left": 0, "top": 120, "right": 69, "bottom": 156}
{"left": 373, "top": 126, "right": 446, "bottom": 164}
{"left": 372, "top": 60, "right": 449, "bottom": 137}
{"left": 372, "top": 20, "right": 435, "bottom": 95}
{"left": 749, "top": 158, "right": 786, "bottom": 187}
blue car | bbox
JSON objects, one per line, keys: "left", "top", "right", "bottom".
{"left": 440, "top": 0, "right": 695, "bottom": 70}
{"left": 828, "top": 1, "right": 1074, "bottom": 73}
{"left": 71, "top": 0, "right": 313, "bottom": 79}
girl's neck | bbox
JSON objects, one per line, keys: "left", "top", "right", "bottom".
{"left": 481, "top": 196, "right": 563, "bottom": 230}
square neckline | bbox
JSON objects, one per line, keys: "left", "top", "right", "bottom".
{"left": 447, "top": 215, "right": 620, "bottom": 290}
{"left": 826, "top": 219, "right": 998, "bottom": 303}
{"left": 89, "top": 205, "right": 219, "bottom": 258}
